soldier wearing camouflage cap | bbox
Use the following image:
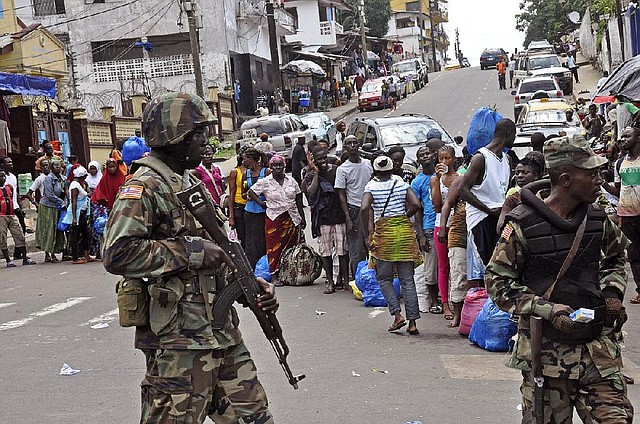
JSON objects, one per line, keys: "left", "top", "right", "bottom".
{"left": 485, "top": 134, "right": 633, "bottom": 422}
{"left": 103, "top": 92, "right": 276, "bottom": 423}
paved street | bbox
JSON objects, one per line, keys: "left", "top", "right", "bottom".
{"left": 2, "top": 67, "right": 640, "bottom": 424}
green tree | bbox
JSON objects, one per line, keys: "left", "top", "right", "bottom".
{"left": 516, "top": 0, "right": 590, "bottom": 47}
{"left": 341, "top": 0, "right": 392, "bottom": 38}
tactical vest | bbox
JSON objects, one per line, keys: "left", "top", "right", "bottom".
{"left": 506, "top": 186, "right": 607, "bottom": 344}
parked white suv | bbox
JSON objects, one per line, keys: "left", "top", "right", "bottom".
{"left": 512, "top": 76, "right": 563, "bottom": 119}
{"left": 391, "top": 58, "right": 429, "bottom": 89}
{"left": 239, "top": 114, "right": 314, "bottom": 160}
{"left": 514, "top": 52, "right": 573, "bottom": 94}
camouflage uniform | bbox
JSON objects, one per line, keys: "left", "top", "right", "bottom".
{"left": 103, "top": 92, "right": 272, "bottom": 424}
{"left": 485, "top": 135, "right": 634, "bottom": 423}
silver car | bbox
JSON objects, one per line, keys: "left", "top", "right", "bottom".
{"left": 239, "top": 114, "right": 314, "bottom": 159}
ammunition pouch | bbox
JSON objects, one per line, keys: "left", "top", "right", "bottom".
{"left": 116, "top": 277, "right": 149, "bottom": 327}
{"left": 148, "top": 277, "right": 184, "bottom": 336}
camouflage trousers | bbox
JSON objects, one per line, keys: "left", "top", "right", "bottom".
{"left": 140, "top": 342, "right": 273, "bottom": 424}
{"left": 520, "top": 358, "right": 633, "bottom": 423}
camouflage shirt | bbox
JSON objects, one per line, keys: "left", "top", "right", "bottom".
{"left": 485, "top": 216, "right": 629, "bottom": 379}
{"left": 103, "top": 157, "right": 242, "bottom": 350}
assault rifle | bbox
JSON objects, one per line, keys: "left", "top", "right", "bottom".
{"left": 529, "top": 315, "right": 544, "bottom": 423}
{"left": 177, "top": 181, "right": 306, "bottom": 389}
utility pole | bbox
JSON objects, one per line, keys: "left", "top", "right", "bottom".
{"left": 266, "top": 1, "right": 282, "bottom": 92}
{"left": 359, "top": 0, "right": 368, "bottom": 79}
{"left": 428, "top": 0, "right": 438, "bottom": 72}
{"left": 615, "top": 0, "right": 625, "bottom": 61}
{"left": 183, "top": 0, "right": 204, "bottom": 98}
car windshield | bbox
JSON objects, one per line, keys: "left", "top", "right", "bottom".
{"left": 529, "top": 56, "right": 561, "bottom": 70}
{"left": 380, "top": 120, "right": 453, "bottom": 146}
{"left": 361, "top": 82, "right": 381, "bottom": 93}
{"left": 520, "top": 80, "right": 557, "bottom": 93}
{"left": 393, "top": 62, "right": 415, "bottom": 73}
{"left": 300, "top": 116, "right": 323, "bottom": 129}
{"left": 241, "top": 120, "right": 283, "bottom": 135}
{"left": 523, "top": 109, "right": 567, "bottom": 124}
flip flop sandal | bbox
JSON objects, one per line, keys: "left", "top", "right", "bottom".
{"left": 407, "top": 328, "right": 419, "bottom": 335}
{"left": 388, "top": 320, "right": 407, "bottom": 332}
{"left": 429, "top": 304, "right": 443, "bottom": 314}
{"left": 23, "top": 259, "right": 36, "bottom": 265}
{"left": 323, "top": 287, "right": 336, "bottom": 294}
{"left": 629, "top": 295, "right": 640, "bottom": 304}
{"left": 444, "top": 313, "right": 454, "bottom": 320}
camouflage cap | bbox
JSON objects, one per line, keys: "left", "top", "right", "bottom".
{"left": 142, "top": 92, "right": 216, "bottom": 147}
{"left": 543, "top": 134, "right": 608, "bottom": 170}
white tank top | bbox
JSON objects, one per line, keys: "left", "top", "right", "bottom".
{"left": 466, "top": 147, "right": 511, "bottom": 230}
{"left": 435, "top": 178, "right": 453, "bottom": 228}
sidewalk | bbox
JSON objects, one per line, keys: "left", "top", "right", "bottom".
{"left": 573, "top": 50, "right": 605, "bottom": 101}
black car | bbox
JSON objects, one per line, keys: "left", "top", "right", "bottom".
{"left": 346, "top": 114, "right": 461, "bottom": 167}
{"left": 480, "top": 48, "right": 507, "bottom": 70}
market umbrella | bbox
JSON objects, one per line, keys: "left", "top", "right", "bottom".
{"left": 591, "top": 55, "right": 640, "bottom": 104}
{"left": 280, "top": 60, "right": 326, "bottom": 77}
{"left": 367, "top": 51, "right": 380, "bottom": 61}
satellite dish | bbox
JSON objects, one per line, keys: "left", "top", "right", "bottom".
{"left": 568, "top": 11, "right": 580, "bottom": 24}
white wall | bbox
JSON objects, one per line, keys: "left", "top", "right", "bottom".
{"left": 64, "top": 0, "right": 229, "bottom": 117}
{"left": 285, "top": 0, "right": 337, "bottom": 47}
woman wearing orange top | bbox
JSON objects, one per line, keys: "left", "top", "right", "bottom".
{"left": 228, "top": 145, "right": 250, "bottom": 247}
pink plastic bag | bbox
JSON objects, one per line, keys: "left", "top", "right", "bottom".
{"left": 458, "top": 287, "right": 489, "bottom": 336}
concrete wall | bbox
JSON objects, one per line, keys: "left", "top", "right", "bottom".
{"left": 65, "top": 0, "right": 230, "bottom": 118}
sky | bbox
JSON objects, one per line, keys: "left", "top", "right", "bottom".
{"left": 443, "top": 0, "right": 526, "bottom": 66}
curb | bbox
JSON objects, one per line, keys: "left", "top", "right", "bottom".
{"left": 331, "top": 105, "right": 358, "bottom": 122}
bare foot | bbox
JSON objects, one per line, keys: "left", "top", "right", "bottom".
{"left": 406, "top": 320, "right": 419, "bottom": 335}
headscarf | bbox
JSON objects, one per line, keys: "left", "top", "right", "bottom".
{"left": 110, "top": 149, "right": 129, "bottom": 177}
{"left": 92, "top": 158, "right": 126, "bottom": 210}
{"left": 85, "top": 160, "right": 102, "bottom": 189}
{"left": 269, "top": 154, "right": 285, "bottom": 165}
{"left": 66, "top": 163, "right": 80, "bottom": 183}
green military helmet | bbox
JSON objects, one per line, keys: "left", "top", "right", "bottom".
{"left": 143, "top": 92, "right": 216, "bottom": 147}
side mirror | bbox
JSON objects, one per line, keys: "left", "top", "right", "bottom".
{"left": 511, "top": 90, "right": 517, "bottom": 96}
{"left": 362, "top": 143, "right": 374, "bottom": 152}
{"left": 454, "top": 136, "right": 464, "bottom": 145}
{"left": 301, "top": 124, "right": 308, "bottom": 131}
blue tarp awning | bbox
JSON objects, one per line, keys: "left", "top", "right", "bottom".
{"left": 0, "top": 72, "right": 56, "bottom": 98}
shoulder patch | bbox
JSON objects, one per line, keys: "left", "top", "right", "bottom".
{"left": 118, "top": 185, "right": 144, "bottom": 200}
{"left": 501, "top": 223, "right": 514, "bottom": 240}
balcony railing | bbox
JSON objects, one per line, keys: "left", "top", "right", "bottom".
{"left": 275, "top": 7, "right": 297, "bottom": 32}
{"left": 93, "top": 54, "right": 193, "bottom": 83}
{"left": 319, "top": 20, "right": 343, "bottom": 36}
{"left": 238, "top": 0, "right": 265, "bottom": 19}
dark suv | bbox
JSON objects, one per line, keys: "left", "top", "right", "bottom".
{"left": 346, "top": 114, "right": 459, "bottom": 167}
{"left": 480, "top": 48, "right": 507, "bottom": 70}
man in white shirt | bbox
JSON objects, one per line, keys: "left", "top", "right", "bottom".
{"left": 508, "top": 58, "right": 516, "bottom": 88}
{"left": 335, "top": 135, "right": 373, "bottom": 278}
{"left": 27, "top": 158, "right": 50, "bottom": 205}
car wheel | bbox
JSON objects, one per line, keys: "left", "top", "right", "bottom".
{"left": 359, "top": 108, "right": 365, "bottom": 112}
{"left": 481, "top": 65, "right": 485, "bottom": 70}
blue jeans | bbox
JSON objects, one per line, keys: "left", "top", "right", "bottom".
{"left": 376, "top": 260, "right": 420, "bottom": 321}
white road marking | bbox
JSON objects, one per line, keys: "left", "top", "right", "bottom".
{"left": 2, "top": 286, "right": 22, "bottom": 291}
{"left": 80, "top": 308, "right": 119, "bottom": 326}
{"left": 0, "top": 297, "right": 92, "bottom": 331}
{"left": 0, "top": 302, "right": 16, "bottom": 309}
{"left": 368, "top": 308, "right": 386, "bottom": 319}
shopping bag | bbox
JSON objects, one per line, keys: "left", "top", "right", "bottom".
{"left": 466, "top": 107, "right": 503, "bottom": 155}
{"left": 458, "top": 287, "right": 489, "bottom": 336}
{"left": 468, "top": 298, "right": 517, "bottom": 352}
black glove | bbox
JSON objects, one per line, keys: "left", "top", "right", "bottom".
{"left": 605, "top": 298, "right": 627, "bottom": 331}
{"left": 551, "top": 313, "right": 583, "bottom": 333}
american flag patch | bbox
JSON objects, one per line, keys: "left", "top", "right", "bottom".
{"left": 500, "top": 224, "right": 514, "bottom": 240}
{"left": 118, "top": 185, "right": 144, "bottom": 200}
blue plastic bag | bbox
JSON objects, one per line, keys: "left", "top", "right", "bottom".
{"left": 254, "top": 254, "right": 272, "bottom": 282}
{"left": 355, "top": 260, "right": 401, "bottom": 307}
{"left": 468, "top": 298, "right": 517, "bottom": 352}
{"left": 57, "top": 210, "right": 69, "bottom": 231}
{"left": 466, "top": 107, "right": 503, "bottom": 155}
{"left": 122, "top": 136, "right": 151, "bottom": 166}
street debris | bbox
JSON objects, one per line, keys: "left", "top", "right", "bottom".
{"left": 351, "top": 371, "right": 361, "bottom": 377}
{"left": 315, "top": 310, "right": 326, "bottom": 316}
{"left": 371, "top": 368, "right": 388, "bottom": 374}
{"left": 90, "top": 322, "right": 109, "bottom": 329}
{"left": 60, "top": 363, "right": 80, "bottom": 376}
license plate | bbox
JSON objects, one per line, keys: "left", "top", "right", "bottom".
{"left": 242, "top": 128, "right": 257, "bottom": 139}
{"left": 371, "top": 102, "right": 378, "bottom": 107}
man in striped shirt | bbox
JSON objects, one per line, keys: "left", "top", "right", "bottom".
{"left": 0, "top": 170, "right": 35, "bottom": 267}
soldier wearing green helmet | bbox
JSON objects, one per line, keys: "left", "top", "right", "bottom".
{"left": 103, "top": 92, "right": 276, "bottom": 423}
{"left": 485, "top": 135, "right": 633, "bottom": 422}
